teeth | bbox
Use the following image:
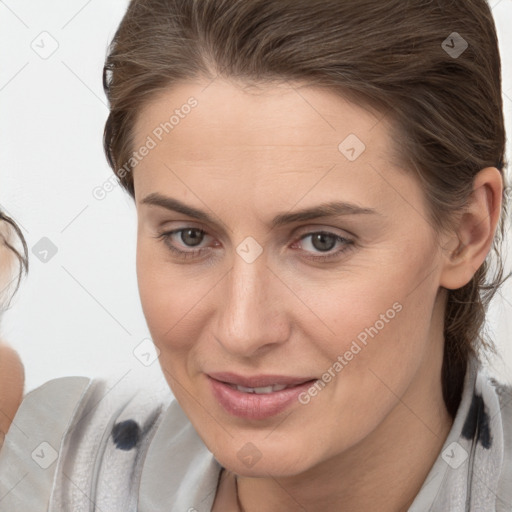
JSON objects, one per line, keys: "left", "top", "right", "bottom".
{"left": 234, "top": 384, "right": 288, "bottom": 394}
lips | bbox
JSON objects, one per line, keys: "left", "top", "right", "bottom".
{"left": 208, "top": 376, "right": 318, "bottom": 420}
{"left": 207, "top": 372, "right": 316, "bottom": 388}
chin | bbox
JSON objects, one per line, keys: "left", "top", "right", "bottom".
{"left": 211, "top": 440, "right": 317, "bottom": 479}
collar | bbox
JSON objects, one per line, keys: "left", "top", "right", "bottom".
{"left": 137, "top": 397, "right": 222, "bottom": 512}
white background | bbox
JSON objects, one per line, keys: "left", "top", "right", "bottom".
{"left": 1, "top": 0, "right": 511, "bottom": 394}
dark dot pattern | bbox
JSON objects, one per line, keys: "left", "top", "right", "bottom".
{"left": 112, "top": 419, "right": 141, "bottom": 451}
{"left": 461, "top": 392, "right": 492, "bottom": 449}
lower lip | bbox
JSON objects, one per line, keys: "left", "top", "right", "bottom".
{"left": 208, "top": 376, "right": 317, "bottom": 420}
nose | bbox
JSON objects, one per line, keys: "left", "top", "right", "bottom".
{"left": 212, "top": 252, "right": 290, "bottom": 358}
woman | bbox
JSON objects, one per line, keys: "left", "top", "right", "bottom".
{"left": 0, "top": 210, "right": 27, "bottom": 447}
{"left": 1, "top": 0, "right": 511, "bottom": 510}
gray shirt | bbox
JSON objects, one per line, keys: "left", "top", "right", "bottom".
{"left": 0, "top": 353, "right": 511, "bottom": 511}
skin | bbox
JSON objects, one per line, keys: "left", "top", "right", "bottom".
{"left": 131, "top": 78, "right": 502, "bottom": 511}
{"left": 0, "top": 342, "right": 24, "bottom": 449}
{"left": 0, "top": 230, "right": 26, "bottom": 449}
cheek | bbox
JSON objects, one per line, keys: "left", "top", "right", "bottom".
{"left": 300, "top": 252, "right": 438, "bottom": 369}
{"left": 136, "top": 249, "right": 199, "bottom": 392}
{"left": 136, "top": 241, "right": 178, "bottom": 342}
{"left": 306, "top": 287, "right": 408, "bottom": 371}
{"left": 136, "top": 240, "right": 213, "bottom": 350}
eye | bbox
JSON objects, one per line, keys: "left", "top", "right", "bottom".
{"left": 154, "top": 227, "right": 354, "bottom": 262}
{"left": 292, "top": 231, "right": 354, "bottom": 262}
{"left": 155, "top": 227, "right": 214, "bottom": 259}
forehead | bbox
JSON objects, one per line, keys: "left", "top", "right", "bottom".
{"left": 130, "top": 78, "right": 413, "bottom": 215}
{"left": 133, "top": 78, "right": 395, "bottom": 160}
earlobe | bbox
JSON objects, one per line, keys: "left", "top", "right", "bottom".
{"left": 439, "top": 167, "right": 503, "bottom": 291}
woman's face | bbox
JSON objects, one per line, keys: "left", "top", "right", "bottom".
{"left": 133, "top": 78, "right": 452, "bottom": 477}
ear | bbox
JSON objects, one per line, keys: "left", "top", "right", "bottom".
{"left": 439, "top": 167, "right": 503, "bottom": 290}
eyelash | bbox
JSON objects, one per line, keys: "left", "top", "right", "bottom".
{"left": 154, "top": 228, "right": 354, "bottom": 262}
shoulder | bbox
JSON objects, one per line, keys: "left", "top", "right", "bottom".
{"left": 481, "top": 371, "right": 512, "bottom": 439}
{"left": 0, "top": 376, "right": 96, "bottom": 511}
{"left": 0, "top": 375, "right": 170, "bottom": 511}
{"left": 478, "top": 370, "right": 512, "bottom": 509}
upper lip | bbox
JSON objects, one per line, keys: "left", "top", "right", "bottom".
{"left": 208, "top": 372, "right": 316, "bottom": 388}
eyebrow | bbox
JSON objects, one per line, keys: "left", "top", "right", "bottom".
{"left": 141, "top": 192, "right": 380, "bottom": 229}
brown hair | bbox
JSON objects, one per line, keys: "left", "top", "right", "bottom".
{"left": 103, "top": 0, "right": 510, "bottom": 418}
{"left": 0, "top": 210, "right": 28, "bottom": 312}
